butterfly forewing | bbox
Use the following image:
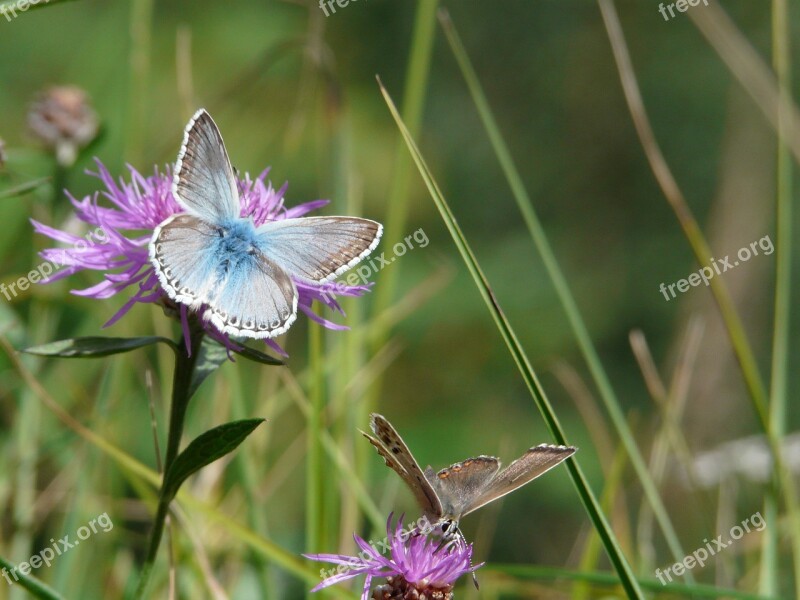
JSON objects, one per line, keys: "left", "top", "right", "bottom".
{"left": 173, "top": 109, "right": 240, "bottom": 223}
{"left": 364, "top": 414, "right": 443, "bottom": 518}
{"left": 460, "top": 444, "right": 576, "bottom": 518}
{"left": 256, "top": 217, "right": 382, "bottom": 284}
{"left": 426, "top": 456, "right": 501, "bottom": 521}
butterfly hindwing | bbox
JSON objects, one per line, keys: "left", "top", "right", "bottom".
{"left": 173, "top": 109, "right": 240, "bottom": 223}
{"left": 256, "top": 217, "right": 383, "bottom": 284}
{"left": 151, "top": 214, "right": 224, "bottom": 307}
{"left": 363, "top": 414, "right": 443, "bottom": 519}
{"left": 459, "top": 444, "right": 576, "bottom": 518}
{"left": 203, "top": 251, "right": 298, "bottom": 339}
{"left": 426, "top": 456, "right": 501, "bottom": 521}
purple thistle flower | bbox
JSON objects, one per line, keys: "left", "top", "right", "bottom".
{"left": 305, "top": 516, "right": 481, "bottom": 600}
{"left": 31, "top": 159, "right": 371, "bottom": 353}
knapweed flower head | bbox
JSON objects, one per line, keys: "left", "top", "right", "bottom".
{"left": 31, "top": 160, "right": 371, "bottom": 354}
{"left": 305, "top": 515, "right": 481, "bottom": 600}
{"left": 27, "top": 85, "right": 99, "bottom": 167}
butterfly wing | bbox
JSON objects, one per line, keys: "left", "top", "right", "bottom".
{"left": 151, "top": 214, "right": 298, "bottom": 338}
{"left": 203, "top": 253, "right": 297, "bottom": 339}
{"left": 256, "top": 217, "right": 382, "bottom": 284}
{"left": 362, "top": 414, "right": 443, "bottom": 519}
{"left": 150, "top": 214, "right": 224, "bottom": 306}
{"left": 173, "top": 109, "right": 240, "bottom": 223}
{"left": 426, "top": 456, "right": 502, "bottom": 522}
{"left": 459, "top": 444, "right": 576, "bottom": 518}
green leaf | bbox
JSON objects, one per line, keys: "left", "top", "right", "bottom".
{"left": 162, "top": 419, "right": 265, "bottom": 501}
{"left": 23, "top": 336, "right": 175, "bottom": 358}
{"left": 0, "top": 177, "right": 51, "bottom": 199}
{"left": 230, "top": 343, "right": 284, "bottom": 366}
{"left": 186, "top": 338, "right": 282, "bottom": 399}
{"left": 188, "top": 337, "right": 230, "bottom": 399}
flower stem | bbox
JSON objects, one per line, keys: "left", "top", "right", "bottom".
{"left": 133, "top": 327, "right": 204, "bottom": 599}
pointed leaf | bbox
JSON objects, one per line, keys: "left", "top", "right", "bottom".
{"left": 231, "top": 343, "right": 283, "bottom": 366}
{"left": 0, "top": 177, "right": 51, "bottom": 199}
{"left": 23, "top": 336, "right": 175, "bottom": 358}
{"left": 188, "top": 337, "right": 230, "bottom": 399}
{"left": 163, "top": 418, "right": 265, "bottom": 500}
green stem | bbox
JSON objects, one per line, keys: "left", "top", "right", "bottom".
{"left": 0, "top": 554, "right": 65, "bottom": 600}
{"left": 762, "top": 0, "right": 793, "bottom": 595}
{"left": 133, "top": 327, "right": 203, "bottom": 599}
{"left": 305, "top": 312, "right": 324, "bottom": 600}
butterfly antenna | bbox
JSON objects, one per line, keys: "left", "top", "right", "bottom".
{"left": 451, "top": 523, "right": 479, "bottom": 590}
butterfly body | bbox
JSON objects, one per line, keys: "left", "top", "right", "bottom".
{"left": 149, "top": 109, "right": 382, "bottom": 338}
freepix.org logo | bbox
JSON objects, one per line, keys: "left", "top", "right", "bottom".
{"left": 1, "top": 513, "right": 114, "bottom": 586}
{"left": 1, "top": 0, "right": 50, "bottom": 22}
{"left": 658, "top": 234, "right": 773, "bottom": 301}
{"left": 655, "top": 511, "right": 765, "bottom": 584}
{"left": 319, "top": 227, "right": 429, "bottom": 303}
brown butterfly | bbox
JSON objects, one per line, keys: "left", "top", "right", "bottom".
{"left": 362, "top": 413, "right": 577, "bottom": 536}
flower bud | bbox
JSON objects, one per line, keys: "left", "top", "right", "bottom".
{"left": 28, "top": 85, "right": 99, "bottom": 166}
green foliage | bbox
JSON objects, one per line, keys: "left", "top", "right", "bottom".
{"left": 0, "top": 0, "right": 796, "bottom": 597}
{"left": 162, "top": 418, "right": 265, "bottom": 501}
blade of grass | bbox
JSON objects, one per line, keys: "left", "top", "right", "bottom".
{"left": 378, "top": 78, "right": 644, "bottom": 600}
{"left": 372, "top": 0, "right": 439, "bottom": 315}
{"left": 0, "top": 177, "right": 51, "bottom": 199}
{"left": 363, "top": 1, "right": 439, "bottom": 501}
{"left": 127, "top": 0, "right": 153, "bottom": 165}
{"left": 306, "top": 312, "right": 325, "bottom": 600}
{"left": 599, "top": 0, "right": 769, "bottom": 420}
{"left": 437, "top": 8, "right": 691, "bottom": 578}
{"left": 573, "top": 440, "right": 631, "bottom": 600}
{"left": 0, "top": 555, "right": 65, "bottom": 600}
{"left": 280, "top": 369, "right": 386, "bottom": 529}
{"left": 599, "top": 2, "right": 800, "bottom": 594}
{"left": 761, "top": 0, "right": 792, "bottom": 595}
{"left": 487, "top": 564, "right": 779, "bottom": 600}
{"left": 688, "top": 2, "right": 800, "bottom": 166}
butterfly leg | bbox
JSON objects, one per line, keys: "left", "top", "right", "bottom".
{"left": 441, "top": 523, "right": 480, "bottom": 590}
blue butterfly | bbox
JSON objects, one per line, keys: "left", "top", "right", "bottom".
{"left": 149, "top": 109, "right": 382, "bottom": 339}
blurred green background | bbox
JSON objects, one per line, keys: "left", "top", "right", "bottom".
{"left": 1, "top": 0, "right": 798, "bottom": 598}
